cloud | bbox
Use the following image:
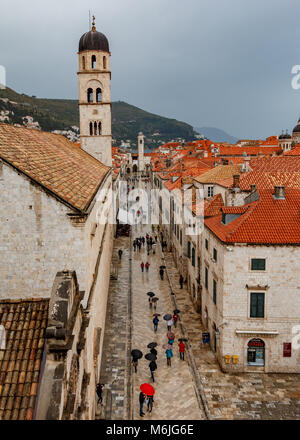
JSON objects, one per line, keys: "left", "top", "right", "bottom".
{"left": 0, "top": 0, "right": 299, "bottom": 138}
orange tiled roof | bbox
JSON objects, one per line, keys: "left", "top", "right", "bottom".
{"left": 194, "top": 165, "right": 241, "bottom": 184}
{"left": 0, "top": 123, "right": 110, "bottom": 213}
{"left": 205, "top": 188, "right": 300, "bottom": 244}
{"left": 0, "top": 299, "right": 49, "bottom": 420}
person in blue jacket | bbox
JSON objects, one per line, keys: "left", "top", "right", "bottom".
{"left": 165, "top": 348, "right": 173, "bottom": 366}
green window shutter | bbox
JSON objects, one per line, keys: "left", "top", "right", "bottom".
{"left": 251, "top": 259, "right": 266, "bottom": 271}
{"left": 250, "top": 293, "right": 265, "bottom": 318}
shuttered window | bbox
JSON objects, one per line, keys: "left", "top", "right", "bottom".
{"left": 251, "top": 258, "right": 266, "bottom": 271}
{"left": 250, "top": 292, "right": 265, "bottom": 318}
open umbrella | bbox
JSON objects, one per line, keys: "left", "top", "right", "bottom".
{"left": 140, "top": 383, "right": 155, "bottom": 396}
{"left": 153, "top": 313, "right": 161, "bottom": 317}
{"left": 167, "top": 332, "right": 175, "bottom": 340}
{"left": 131, "top": 349, "right": 143, "bottom": 359}
{"left": 163, "top": 314, "right": 172, "bottom": 321}
{"left": 145, "top": 353, "right": 157, "bottom": 361}
{"left": 147, "top": 342, "right": 158, "bottom": 349}
{"left": 152, "top": 297, "right": 159, "bottom": 302}
{"left": 162, "top": 343, "right": 172, "bottom": 350}
{"left": 178, "top": 338, "right": 188, "bottom": 342}
{"left": 173, "top": 309, "right": 180, "bottom": 314}
{"left": 160, "top": 265, "right": 166, "bottom": 269}
{"left": 147, "top": 292, "right": 155, "bottom": 297}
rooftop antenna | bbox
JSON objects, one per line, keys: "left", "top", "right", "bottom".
{"left": 89, "top": 10, "right": 91, "bottom": 30}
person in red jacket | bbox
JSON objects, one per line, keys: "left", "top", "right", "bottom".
{"left": 145, "top": 262, "right": 150, "bottom": 272}
{"left": 172, "top": 313, "right": 178, "bottom": 328}
{"left": 141, "top": 262, "right": 144, "bottom": 272}
{"left": 178, "top": 341, "right": 186, "bottom": 361}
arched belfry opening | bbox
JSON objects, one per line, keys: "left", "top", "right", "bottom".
{"left": 87, "top": 88, "right": 93, "bottom": 103}
{"left": 96, "top": 88, "right": 102, "bottom": 103}
{"left": 91, "top": 55, "right": 96, "bottom": 69}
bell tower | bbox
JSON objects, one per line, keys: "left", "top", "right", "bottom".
{"left": 138, "top": 132, "right": 145, "bottom": 173}
{"left": 78, "top": 16, "right": 112, "bottom": 166}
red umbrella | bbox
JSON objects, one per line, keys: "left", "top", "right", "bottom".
{"left": 167, "top": 332, "right": 175, "bottom": 340}
{"left": 140, "top": 383, "right": 155, "bottom": 396}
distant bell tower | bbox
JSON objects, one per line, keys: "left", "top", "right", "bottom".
{"left": 138, "top": 132, "right": 145, "bottom": 172}
{"left": 78, "top": 16, "right": 112, "bottom": 166}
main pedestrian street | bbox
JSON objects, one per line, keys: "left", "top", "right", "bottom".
{"left": 99, "top": 200, "right": 300, "bottom": 420}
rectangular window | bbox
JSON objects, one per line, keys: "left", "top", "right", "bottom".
{"left": 205, "top": 239, "right": 208, "bottom": 250}
{"left": 187, "top": 241, "right": 191, "bottom": 258}
{"left": 208, "top": 186, "right": 214, "bottom": 197}
{"left": 251, "top": 258, "right": 266, "bottom": 271}
{"left": 213, "top": 279, "right": 217, "bottom": 304}
{"left": 213, "top": 248, "right": 217, "bottom": 262}
{"left": 250, "top": 292, "right": 265, "bottom": 318}
{"left": 192, "top": 248, "right": 195, "bottom": 267}
{"left": 180, "top": 230, "right": 182, "bottom": 246}
{"left": 205, "top": 267, "right": 208, "bottom": 289}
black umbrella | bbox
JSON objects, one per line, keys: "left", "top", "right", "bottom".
{"left": 178, "top": 338, "right": 188, "bottom": 342}
{"left": 147, "top": 292, "right": 155, "bottom": 297}
{"left": 152, "top": 297, "right": 159, "bottom": 302}
{"left": 147, "top": 342, "right": 158, "bottom": 349}
{"left": 160, "top": 265, "right": 166, "bottom": 269}
{"left": 173, "top": 309, "right": 181, "bottom": 314}
{"left": 153, "top": 313, "right": 161, "bottom": 317}
{"left": 131, "top": 349, "right": 143, "bottom": 359}
{"left": 163, "top": 314, "right": 172, "bottom": 321}
{"left": 145, "top": 353, "right": 157, "bottom": 361}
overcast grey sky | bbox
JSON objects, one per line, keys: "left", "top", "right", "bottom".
{"left": 1, "top": 0, "right": 300, "bottom": 138}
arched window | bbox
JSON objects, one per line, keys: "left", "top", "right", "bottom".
{"left": 89, "top": 122, "right": 93, "bottom": 136}
{"left": 247, "top": 338, "right": 265, "bottom": 366}
{"left": 98, "top": 122, "right": 102, "bottom": 135}
{"left": 91, "top": 55, "right": 96, "bottom": 69}
{"left": 103, "top": 56, "right": 107, "bottom": 69}
{"left": 94, "top": 121, "right": 98, "bottom": 136}
{"left": 82, "top": 56, "right": 85, "bottom": 70}
{"left": 96, "top": 88, "right": 102, "bottom": 102}
{"left": 87, "top": 88, "right": 93, "bottom": 103}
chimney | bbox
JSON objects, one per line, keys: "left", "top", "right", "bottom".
{"left": 243, "top": 156, "right": 251, "bottom": 172}
{"left": 274, "top": 186, "right": 285, "bottom": 200}
{"left": 181, "top": 162, "right": 185, "bottom": 171}
{"left": 250, "top": 184, "right": 256, "bottom": 192}
{"left": 233, "top": 174, "right": 240, "bottom": 189}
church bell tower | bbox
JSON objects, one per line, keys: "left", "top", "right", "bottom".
{"left": 78, "top": 16, "right": 112, "bottom": 166}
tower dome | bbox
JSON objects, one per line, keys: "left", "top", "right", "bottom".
{"left": 79, "top": 17, "right": 109, "bottom": 53}
{"left": 292, "top": 118, "right": 300, "bottom": 134}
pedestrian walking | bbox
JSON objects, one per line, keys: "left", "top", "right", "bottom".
{"left": 133, "top": 241, "right": 137, "bottom": 252}
{"left": 165, "top": 348, "right": 173, "bottom": 366}
{"left": 139, "top": 392, "right": 146, "bottom": 417}
{"left": 149, "top": 360, "right": 157, "bottom": 383}
{"left": 155, "top": 235, "right": 158, "bottom": 242}
{"left": 96, "top": 383, "right": 104, "bottom": 404}
{"left": 179, "top": 341, "right": 186, "bottom": 360}
{"left": 159, "top": 268, "right": 164, "bottom": 280}
{"left": 145, "top": 262, "right": 150, "bottom": 272}
{"left": 118, "top": 249, "right": 123, "bottom": 260}
{"left": 148, "top": 296, "right": 153, "bottom": 309}
{"left": 153, "top": 315, "right": 159, "bottom": 332}
{"left": 179, "top": 274, "right": 184, "bottom": 289}
{"left": 141, "top": 262, "right": 144, "bottom": 272}
{"left": 142, "top": 237, "right": 145, "bottom": 246}
{"left": 172, "top": 313, "right": 178, "bottom": 328}
{"left": 132, "top": 358, "right": 139, "bottom": 372}
{"left": 147, "top": 395, "right": 154, "bottom": 413}
{"left": 167, "top": 318, "right": 173, "bottom": 331}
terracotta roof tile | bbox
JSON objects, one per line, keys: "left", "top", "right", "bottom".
{"left": 0, "top": 299, "right": 49, "bottom": 420}
{"left": 205, "top": 188, "right": 300, "bottom": 244}
{"left": 0, "top": 123, "right": 110, "bottom": 212}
